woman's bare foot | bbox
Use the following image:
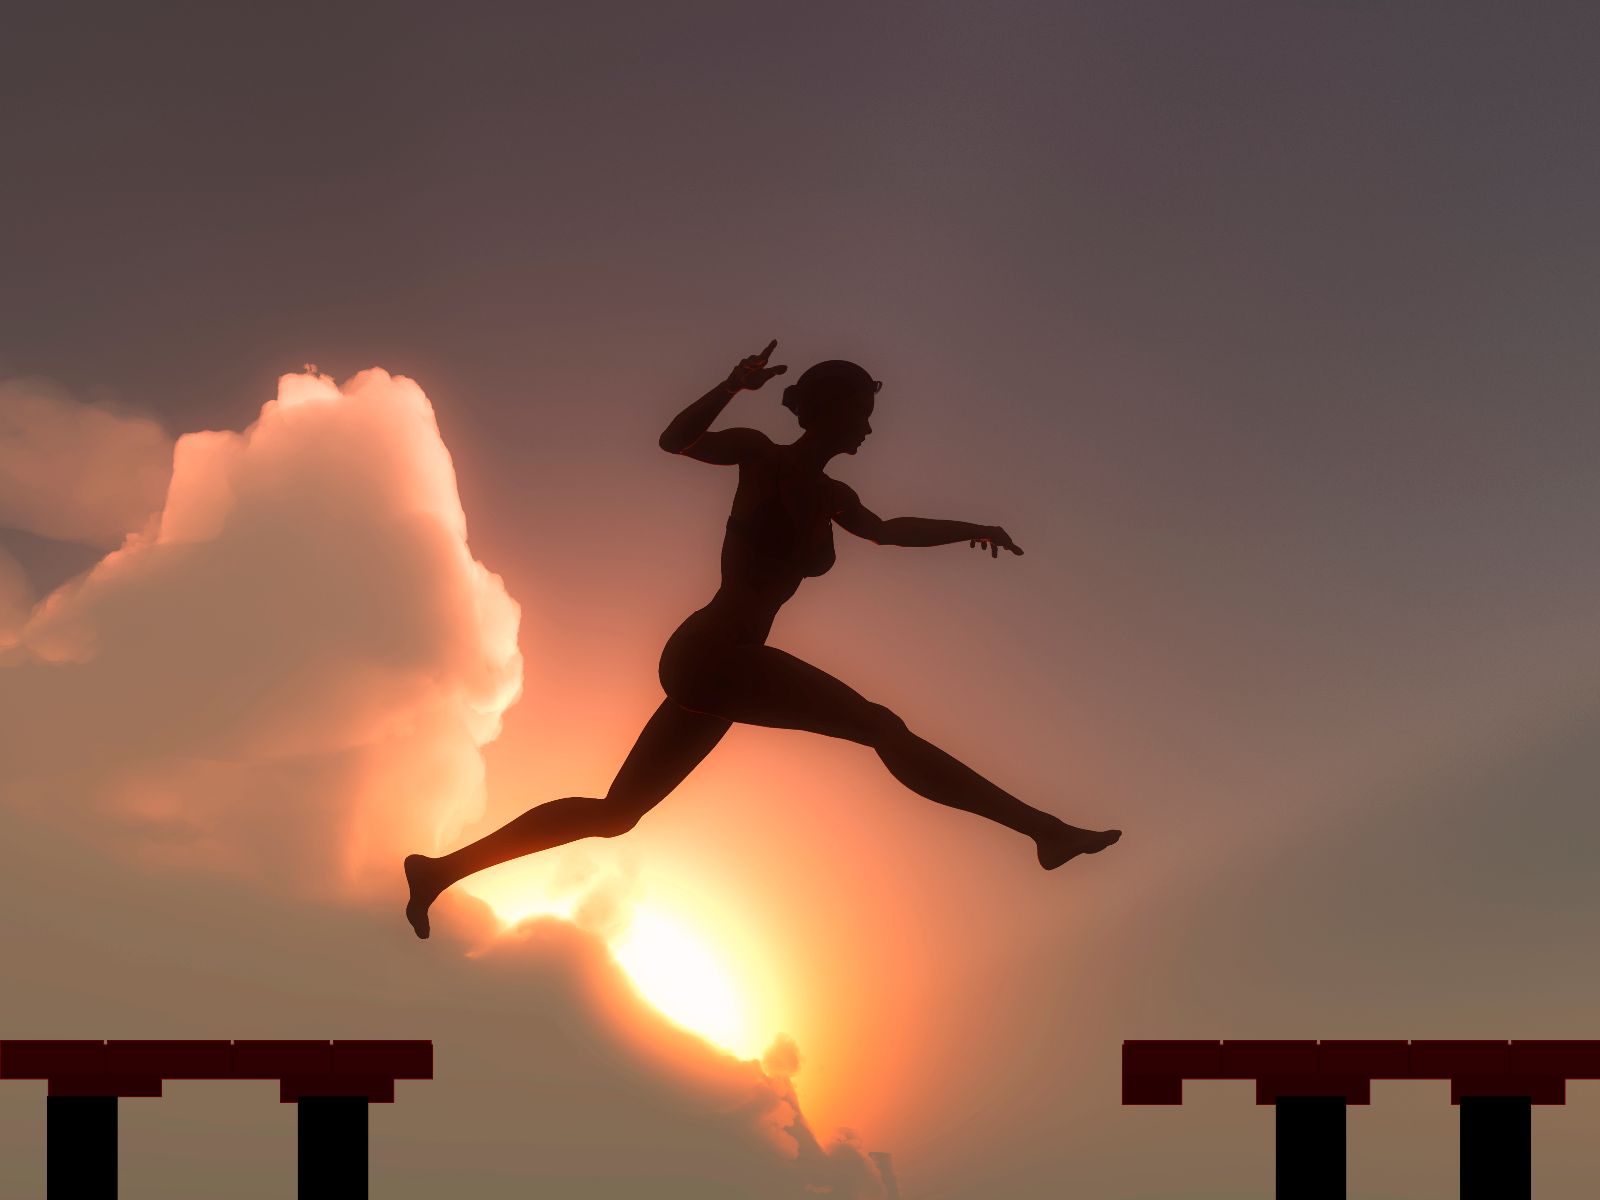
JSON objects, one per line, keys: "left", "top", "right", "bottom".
{"left": 404, "top": 854, "right": 446, "bottom": 939}
{"left": 1035, "top": 822, "right": 1121, "bottom": 871}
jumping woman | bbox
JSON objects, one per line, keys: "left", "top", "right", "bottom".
{"left": 405, "top": 340, "right": 1120, "bottom": 938}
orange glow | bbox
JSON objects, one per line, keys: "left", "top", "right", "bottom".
{"left": 612, "top": 906, "right": 756, "bottom": 1058}
{"left": 459, "top": 861, "right": 579, "bottom": 929}
{"left": 460, "top": 854, "right": 778, "bottom": 1063}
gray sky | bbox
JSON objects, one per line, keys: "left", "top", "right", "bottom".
{"left": 5, "top": 3, "right": 1600, "bottom": 1195}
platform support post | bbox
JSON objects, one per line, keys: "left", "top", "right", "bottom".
{"left": 1460, "top": 1095, "right": 1530, "bottom": 1200}
{"left": 297, "top": 1095, "right": 369, "bottom": 1199}
{"left": 47, "top": 1095, "right": 117, "bottom": 1199}
{"left": 1275, "top": 1095, "right": 1346, "bottom": 1199}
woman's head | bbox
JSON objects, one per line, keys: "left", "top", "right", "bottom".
{"left": 781, "top": 360, "right": 880, "bottom": 454}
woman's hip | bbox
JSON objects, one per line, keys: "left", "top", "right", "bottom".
{"left": 658, "top": 605, "right": 768, "bottom": 700}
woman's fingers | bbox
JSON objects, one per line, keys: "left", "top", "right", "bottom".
{"left": 967, "top": 535, "right": 1023, "bottom": 557}
{"left": 961, "top": 529, "right": 1024, "bottom": 556}
{"left": 990, "top": 526, "right": 1023, "bottom": 556}
{"left": 758, "top": 338, "right": 777, "bottom": 361}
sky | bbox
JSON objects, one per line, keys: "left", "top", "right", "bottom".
{"left": 3, "top": 2, "right": 1600, "bottom": 1195}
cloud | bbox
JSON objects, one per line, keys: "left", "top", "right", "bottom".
{"left": 0, "top": 376, "right": 173, "bottom": 546}
{"left": 0, "top": 368, "right": 522, "bottom": 902}
{"left": 0, "top": 543, "right": 30, "bottom": 653}
{"left": 0, "top": 805, "right": 891, "bottom": 1198}
{"left": 871, "top": 1152, "right": 902, "bottom": 1199}
{"left": 0, "top": 367, "right": 893, "bottom": 1197}
{"left": 763, "top": 1031, "right": 802, "bottom": 1078}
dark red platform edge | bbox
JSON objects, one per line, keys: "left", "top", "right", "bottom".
{"left": 1122, "top": 1040, "right": 1598, "bottom": 1107}
{"left": 0, "top": 1041, "right": 432, "bottom": 1103}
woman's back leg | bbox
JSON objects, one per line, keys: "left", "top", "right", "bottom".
{"left": 405, "top": 699, "right": 730, "bottom": 937}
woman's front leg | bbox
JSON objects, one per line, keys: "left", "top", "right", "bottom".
{"left": 678, "top": 641, "right": 1119, "bottom": 867}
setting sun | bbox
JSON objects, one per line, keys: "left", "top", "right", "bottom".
{"left": 612, "top": 907, "right": 756, "bottom": 1059}
{"left": 458, "top": 860, "right": 766, "bottom": 1061}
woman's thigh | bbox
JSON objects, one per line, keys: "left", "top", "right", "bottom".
{"left": 605, "top": 698, "right": 732, "bottom": 807}
{"left": 672, "top": 641, "right": 902, "bottom": 746}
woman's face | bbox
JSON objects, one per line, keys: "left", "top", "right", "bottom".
{"left": 811, "top": 387, "right": 876, "bottom": 454}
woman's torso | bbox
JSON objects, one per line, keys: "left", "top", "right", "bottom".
{"left": 702, "top": 442, "right": 840, "bottom": 638}
{"left": 658, "top": 443, "right": 840, "bottom": 699}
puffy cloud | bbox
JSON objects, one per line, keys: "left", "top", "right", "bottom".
{"left": 0, "top": 368, "right": 522, "bottom": 901}
{"left": 0, "top": 367, "right": 894, "bottom": 1197}
{"left": 0, "top": 376, "right": 173, "bottom": 546}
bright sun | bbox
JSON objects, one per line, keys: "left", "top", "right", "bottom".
{"left": 612, "top": 907, "right": 755, "bottom": 1058}
{"left": 461, "top": 869, "right": 762, "bottom": 1061}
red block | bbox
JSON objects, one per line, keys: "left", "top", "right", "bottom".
{"left": 232, "top": 1040, "right": 333, "bottom": 1077}
{"left": 279, "top": 1075, "right": 395, "bottom": 1103}
{"left": 1, "top": 1041, "right": 107, "bottom": 1078}
{"left": 1123, "top": 1041, "right": 1222, "bottom": 1078}
{"left": 1451, "top": 1075, "right": 1565, "bottom": 1105}
{"left": 1219, "top": 1040, "right": 1319, "bottom": 1078}
{"left": 1122, "top": 1075, "right": 1183, "bottom": 1105}
{"left": 104, "top": 1040, "right": 234, "bottom": 1078}
{"left": 1317, "top": 1040, "right": 1410, "bottom": 1078}
{"left": 1409, "top": 1041, "right": 1509, "bottom": 1077}
{"left": 47, "top": 1075, "right": 163, "bottom": 1098}
{"left": 1256, "top": 1075, "right": 1371, "bottom": 1105}
{"left": 331, "top": 1040, "right": 433, "bottom": 1078}
{"left": 1508, "top": 1041, "right": 1600, "bottom": 1078}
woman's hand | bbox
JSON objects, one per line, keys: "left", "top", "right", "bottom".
{"left": 724, "top": 339, "right": 788, "bottom": 391}
{"left": 969, "top": 526, "right": 1024, "bottom": 558}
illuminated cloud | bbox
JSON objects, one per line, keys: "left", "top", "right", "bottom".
{"left": 468, "top": 919, "right": 892, "bottom": 1197}
{"left": 762, "top": 1032, "right": 802, "bottom": 1078}
{"left": 0, "top": 368, "right": 894, "bottom": 1197}
{"left": 0, "top": 368, "right": 522, "bottom": 900}
{"left": 0, "top": 808, "right": 893, "bottom": 1198}
{"left": 0, "top": 376, "right": 173, "bottom": 546}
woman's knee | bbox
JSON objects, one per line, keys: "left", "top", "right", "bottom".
{"left": 591, "top": 794, "right": 650, "bottom": 838}
{"left": 860, "top": 702, "right": 908, "bottom": 746}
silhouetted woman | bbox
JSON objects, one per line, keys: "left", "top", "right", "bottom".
{"left": 405, "top": 341, "right": 1120, "bottom": 937}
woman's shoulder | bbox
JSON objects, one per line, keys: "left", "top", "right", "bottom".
{"left": 823, "top": 474, "right": 858, "bottom": 508}
{"left": 725, "top": 427, "right": 778, "bottom": 459}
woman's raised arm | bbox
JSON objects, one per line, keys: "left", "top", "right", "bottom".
{"left": 659, "top": 339, "right": 787, "bottom": 453}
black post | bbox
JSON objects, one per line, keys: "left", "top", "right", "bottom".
{"left": 297, "top": 1096, "right": 369, "bottom": 1199}
{"left": 1275, "top": 1095, "right": 1346, "bottom": 1200}
{"left": 1460, "top": 1095, "right": 1530, "bottom": 1200}
{"left": 47, "top": 1095, "right": 117, "bottom": 1199}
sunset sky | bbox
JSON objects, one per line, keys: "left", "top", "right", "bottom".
{"left": 4, "top": 4, "right": 1600, "bottom": 1196}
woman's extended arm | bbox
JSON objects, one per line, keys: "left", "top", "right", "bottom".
{"left": 659, "top": 339, "right": 788, "bottom": 453}
{"left": 833, "top": 483, "right": 1023, "bottom": 556}
{"left": 880, "top": 518, "right": 1023, "bottom": 556}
